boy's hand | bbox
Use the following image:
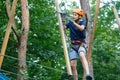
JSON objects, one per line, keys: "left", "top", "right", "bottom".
{"left": 70, "top": 20, "right": 76, "bottom": 25}
{"left": 62, "top": 20, "right": 66, "bottom": 25}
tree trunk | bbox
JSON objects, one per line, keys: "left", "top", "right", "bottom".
{"left": 18, "top": 0, "right": 29, "bottom": 80}
{"left": 79, "top": 0, "right": 94, "bottom": 80}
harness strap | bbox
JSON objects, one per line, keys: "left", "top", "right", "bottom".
{"left": 71, "top": 40, "right": 87, "bottom": 53}
{"left": 71, "top": 43, "right": 87, "bottom": 53}
{"left": 71, "top": 44, "right": 81, "bottom": 53}
{"left": 71, "top": 45, "right": 79, "bottom": 53}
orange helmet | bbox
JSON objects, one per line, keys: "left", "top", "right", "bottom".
{"left": 73, "top": 9, "right": 84, "bottom": 16}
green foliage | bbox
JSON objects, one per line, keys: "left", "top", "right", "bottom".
{"left": 26, "top": 0, "right": 66, "bottom": 79}
{"left": 0, "top": 0, "right": 64, "bottom": 79}
{"left": 91, "top": 1, "right": 120, "bottom": 80}
{"left": 0, "top": 0, "right": 120, "bottom": 80}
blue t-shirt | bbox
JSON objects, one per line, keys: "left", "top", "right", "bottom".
{"left": 66, "top": 20, "right": 86, "bottom": 42}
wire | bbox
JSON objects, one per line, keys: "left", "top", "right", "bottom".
{"left": 1, "top": 54, "right": 120, "bottom": 70}
{"left": 0, "top": 54, "right": 69, "bottom": 79}
{"left": 0, "top": 53, "right": 120, "bottom": 80}
{"left": 0, "top": 69, "right": 21, "bottom": 76}
{"left": 0, "top": 54, "right": 66, "bottom": 74}
{"left": 0, "top": 0, "right": 120, "bottom": 79}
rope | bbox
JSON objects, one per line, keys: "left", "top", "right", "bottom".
{"left": 0, "top": 54, "right": 66, "bottom": 74}
{"left": 0, "top": 69, "right": 21, "bottom": 76}
{"left": 0, "top": 54, "right": 119, "bottom": 79}
{"left": 0, "top": 54, "right": 69, "bottom": 79}
{"left": 0, "top": 68, "right": 86, "bottom": 79}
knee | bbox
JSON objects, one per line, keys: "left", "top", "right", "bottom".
{"left": 79, "top": 52, "right": 85, "bottom": 59}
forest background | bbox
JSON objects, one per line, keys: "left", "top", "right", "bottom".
{"left": 0, "top": 0, "right": 120, "bottom": 80}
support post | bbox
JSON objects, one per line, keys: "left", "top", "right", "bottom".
{"left": 113, "top": 5, "right": 120, "bottom": 30}
{"left": 87, "top": 0, "right": 100, "bottom": 65}
{"left": 83, "top": 0, "right": 100, "bottom": 80}
{"left": 55, "top": 0, "right": 72, "bottom": 75}
{"left": 0, "top": 0, "right": 18, "bottom": 68}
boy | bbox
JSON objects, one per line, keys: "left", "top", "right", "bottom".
{"left": 65, "top": 9, "right": 92, "bottom": 80}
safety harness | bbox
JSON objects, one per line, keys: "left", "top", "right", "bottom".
{"left": 71, "top": 40, "right": 83, "bottom": 53}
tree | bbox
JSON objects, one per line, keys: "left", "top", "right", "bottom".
{"left": 80, "top": 0, "right": 94, "bottom": 79}
{"left": 92, "top": 1, "right": 120, "bottom": 79}
{"left": 0, "top": 0, "right": 120, "bottom": 80}
{"left": 18, "top": 0, "right": 29, "bottom": 80}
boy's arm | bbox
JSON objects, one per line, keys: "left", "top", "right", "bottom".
{"left": 73, "top": 21, "right": 85, "bottom": 31}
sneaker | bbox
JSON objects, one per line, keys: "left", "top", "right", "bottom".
{"left": 86, "top": 75, "right": 92, "bottom": 80}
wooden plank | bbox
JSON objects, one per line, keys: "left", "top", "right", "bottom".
{"left": 87, "top": 0, "right": 100, "bottom": 65}
{"left": 83, "top": 0, "right": 100, "bottom": 79}
{"left": 55, "top": 0, "right": 72, "bottom": 75}
{"left": 0, "top": 0, "right": 18, "bottom": 68}
{"left": 113, "top": 5, "right": 120, "bottom": 29}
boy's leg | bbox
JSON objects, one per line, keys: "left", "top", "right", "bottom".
{"left": 78, "top": 46, "right": 92, "bottom": 80}
{"left": 69, "top": 45, "right": 79, "bottom": 80}
{"left": 71, "top": 59, "right": 78, "bottom": 80}
{"left": 79, "top": 52, "right": 89, "bottom": 74}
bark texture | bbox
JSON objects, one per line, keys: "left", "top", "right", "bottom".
{"left": 18, "top": 0, "right": 29, "bottom": 80}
